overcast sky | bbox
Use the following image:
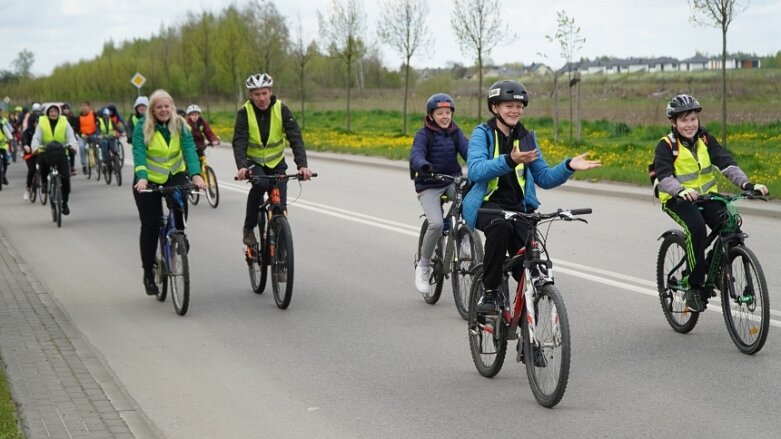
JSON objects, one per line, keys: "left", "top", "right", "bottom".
{"left": 1, "top": 0, "right": 779, "bottom": 77}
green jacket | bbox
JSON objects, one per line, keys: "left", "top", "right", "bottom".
{"left": 132, "top": 116, "right": 201, "bottom": 181}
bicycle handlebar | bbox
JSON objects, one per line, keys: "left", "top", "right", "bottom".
{"left": 139, "top": 183, "right": 198, "bottom": 195}
{"left": 235, "top": 172, "right": 318, "bottom": 182}
{"left": 478, "top": 207, "right": 592, "bottom": 222}
{"left": 691, "top": 190, "right": 768, "bottom": 203}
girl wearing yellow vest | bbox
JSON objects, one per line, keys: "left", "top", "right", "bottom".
{"left": 133, "top": 89, "right": 205, "bottom": 296}
{"left": 653, "top": 94, "right": 768, "bottom": 312}
{"left": 31, "top": 104, "right": 79, "bottom": 214}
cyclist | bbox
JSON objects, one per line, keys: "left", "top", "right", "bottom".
{"left": 185, "top": 104, "right": 220, "bottom": 155}
{"left": 409, "top": 93, "right": 469, "bottom": 294}
{"left": 126, "top": 96, "right": 149, "bottom": 139}
{"left": 22, "top": 112, "right": 40, "bottom": 199}
{"left": 463, "top": 80, "right": 601, "bottom": 314}
{"left": 0, "top": 112, "right": 12, "bottom": 185}
{"left": 98, "top": 107, "right": 124, "bottom": 172}
{"left": 132, "top": 89, "right": 205, "bottom": 296}
{"left": 232, "top": 72, "right": 313, "bottom": 246}
{"left": 61, "top": 103, "right": 79, "bottom": 175}
{"left": 652, "top": 94, "right": 769, "bottom": 312}
{"left": 23, "top": 103, "right": 42, "bottom": 132}
{"left": 77, "top": 101, "right": 98, "bottom": 174}
{"left": 31, "top": 104, "right": 78, "bottom": 215}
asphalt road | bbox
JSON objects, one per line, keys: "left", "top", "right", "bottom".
{"left": 1, "top": 146, "right": 779, "bottom": 438}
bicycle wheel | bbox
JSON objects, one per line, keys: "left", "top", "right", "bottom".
{"left": 117, "top": 141, "right": 125, "bottom": 166}
{"left": 156, "top": 242, "right": 168, "bottom": 302}
{"left": 452, "top": 226, "right": 484, "bottom": 320}
{"left": 95, "top": 156, "right": 102, "bottom": 182}
{"left": 523, "top": 284, "right": 570, "bottom": 408}
{"left": 721, "top": 245, "right": 769, "bottom": 354}
{"left": 86, "top": 149, "right": 94, "bottom": 179}
{"left": 416, "top": 220, "right": 444, "bottom": 304}
{"left": 113, "top": 154, "right": 122, "bottom": 186}
{"left": 271, "top": 216, "right": 294, "bottom": 309}
{"left": 50, "top": 175, "right": 61, "bottom": 228}
{"left": 205, "top": 165, "right": 219, "bottom": 208}
{"left": 0, "top": 163, "right": 4, "bottom": 192}
{"left": 656, "top": 233, "right": 699, "bottom": 333}
{"left": 188, "top": 188, "right": 200, "bottom": 205}
{"left": 104, "top": 162, "right": 112, "bottom": 185}
{"left": 40, "top": 174, "right": 48, "bottom": 205}
{"left": 169, "top": 232, "right": 190, "bottom": 316}
{"left": 29, "top": 181, "right": 37, "bottom": 203}
{"left": 467, "top": 267, "right": 507, "bottom": 377}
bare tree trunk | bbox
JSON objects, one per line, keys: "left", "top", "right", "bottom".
{"left": 299, "top": 68, "right": 306, "bottom": 129}
{"left": 346, "top": 61, "right": 352, "bottom": 131}
{"left": 402, "top": 56, "right": 410, "bottom": 135}
{"left": 477, "top": 52, "right": 483, "bottom": 121}
{"left": 720, "top": 26, "right": 728, "bottom": 145}
{"left": 576, "top": 80, "right": 581, "bottom": 141}
{"left": 553, "top": 73, "right": 559, "bottom": 143}
{"left": 568, "top": 71, "right": 573, "bottom": 142}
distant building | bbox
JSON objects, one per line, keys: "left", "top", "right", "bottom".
{"left": 559, "top": 54, "right": 761, "bottom": 75}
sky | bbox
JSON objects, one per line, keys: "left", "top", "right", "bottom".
{"left": 1, "top": 0, "right": 779, "bottom": 77}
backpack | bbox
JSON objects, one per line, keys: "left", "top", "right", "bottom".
{"left": 648, "top": 133, "right": 707, "bottom": 198}
{"left": 409, "top": 128, "right": 462, "bottom": 180}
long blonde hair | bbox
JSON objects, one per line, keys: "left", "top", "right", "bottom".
{"left": 142, "top": 89, "right": 184, "bottom": 145}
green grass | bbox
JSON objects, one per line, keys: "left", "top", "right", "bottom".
{"left": 0, "top": 362, "right": 22, "bottom": 439}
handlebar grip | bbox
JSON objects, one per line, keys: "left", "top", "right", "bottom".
{"left": 569, "top": 208, "right": 592, "bottom": 215}
{"left": 310, "top": 172, "right": 318, "bottom": 178}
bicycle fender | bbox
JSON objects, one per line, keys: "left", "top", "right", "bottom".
{"left": 657, "top": 229, "right": 685, "bottom": 241}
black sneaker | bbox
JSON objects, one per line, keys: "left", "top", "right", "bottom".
{"left": 685, "top": 290, "right": 705, "bottom": 312}
{"left": 476, "top": 289, "right": 499, "bottom": 314}
{"left": 518, "top": 341, "right": 548, "bottom": 368}
{"left": 242, "top": 227, "right": 257, "bottom": 246}
{"left": 61, "top": 203, "right": 70, "bottom": 215}
{"left": 2, "top": 177, "right": 8, "bottom": 185}
{"left": 143, "top": 270, "right": 159, "bottom": 296}
{"left": 82, "top": 166, "right": 87, "bottom": 174}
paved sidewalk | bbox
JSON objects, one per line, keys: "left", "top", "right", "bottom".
{"left": 0, "top": 232, "right": 158, "bottom": 439}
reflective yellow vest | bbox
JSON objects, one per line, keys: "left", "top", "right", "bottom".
{"left": 0, "top": 126, "right": 7, "bottom": 150}
{"left": 145, "top": 131, "right": 185, "bottom": 184}
{"left": 98, "top": 117, "right": 114, "bottom": 135}
{"left": 39, "top": 116, "right": 68, "bottom": 149}
{"left": 484, "top": 130, "right": 526, "bottom": 201}
{"left": 658, "top": 135, "right": 718, "bottom": 203}
{"left": 244, "top": 100, "right": 285, "bottom": 168}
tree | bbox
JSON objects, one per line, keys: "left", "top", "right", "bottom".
{"left": 214, "top": 6, "right": 252, "bottom": 105}
{"left": 291, "top": 12, "right": 316, "bottom": 128}
{"left": 547, "top": 10, "right": 585, "bottom": 142}
{"left": 690, "top": 0, "right": 748, "bottom": 145}
{"left": 318, "top": 0, "right": 366, "bottom": 131}
{"left": 248, "top": 1, "right": 290, "bottom": 77}
{"left": 450, "top": 0, "right": 509, "bottom": 121}
{"left": 377, "top": 0, "right": 431, "bottom": 134}
{"left": 12, "top": 49, "right": 35, "bottom": 78}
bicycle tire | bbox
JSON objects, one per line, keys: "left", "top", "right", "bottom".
{"left": 95, "top": 156, "right": 102, "bottom": 182}
{"left": 523, "top": 284, "right": 571, "bottom": 408}
{"left": 271, "top": 216, "right": 294, "bottom": 309}
{"left": 205, "top": 165, "right": 219, "bottom": 208}
{"left": 467, "top": 267, "right": 507, "bottom": 377}
{"left": 86, "top": 149, "right": 94, "bottom": 179}
{"left": 117, "top": 141, "right": 125, "bottom": 166}
{"left": 156, "top": 245, "right": 168, "bottom": 302}
{"left": 416, "top": 220, "right": 443, "bottom": 304}
{"left": 721, "top": 245, "right": 769, "bottom": 354}
{"left": 188, "top": 189, "right": 200, "bottom": 205}
{"left": 104, "top": 162, "right": 112, "bottom": 185}
{"left": 169, "top": 232, "right": 190, "bottom": 316}
{"left": 50, "top": 175, "right": 61, "bottom": 228}
{"left": 40, "top": 174, "right": 48, "bottom": 205}
{"left": 29, "top": 183, "right": 37, "bottom": 203}
{"left": 113, "top": 154, "right": 122, "bottom": 186}
{"left": 249, "top": 215, "right": 268, "bottom": 294}
{"left": 452, "top": 226, "right": 484, "bottom": 320}
{"left": 656, "top": 233, "right": 699, "bottom": 333}
{"left": 0, "top": 163, "right": 4, "bottom": 192}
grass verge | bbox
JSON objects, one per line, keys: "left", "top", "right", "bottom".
{"left": 0, "top": 361, "right": 22, "bottom": 439}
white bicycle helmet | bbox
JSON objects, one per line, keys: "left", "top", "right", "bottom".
{"left": 32, "top": 102, "right": 42, "bottom": 112}
{"left": 134, "top": 96, "right": 149, "bottom": 109}
{"left": 44, "top": 103, "right": 60, "bottom": 114}
{"left": 245, "top": 72, "right": 273, "bottom": 90}
{"left": 186, "top": 104, "right": 202, "bottom": 115}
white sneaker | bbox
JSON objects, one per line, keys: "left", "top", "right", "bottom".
{"left": 414, "top": 263, "right": 431, "bottom": 294}
{"left": 459, "top": 237, "right": 472, "bottom": 260}
{"left": 23, "top": 191, "right": 29, "bottom": 201}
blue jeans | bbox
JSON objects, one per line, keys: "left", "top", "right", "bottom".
{"left": 100, "top": 137, "right": 117, "bottom": 166}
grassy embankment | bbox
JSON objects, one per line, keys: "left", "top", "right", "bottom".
{"left": 0, "top": 362, "right": 22, "bottom": 439}
{"left": 209, "top": 108, "right": 781, "bottom": 196}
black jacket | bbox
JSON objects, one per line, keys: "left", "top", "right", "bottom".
{"left": 231, "top": 96, "right": 307, "bottom": 170}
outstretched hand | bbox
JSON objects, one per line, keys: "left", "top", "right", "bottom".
{"left": 570, "top": 153, "right": 601, "bottom": 171}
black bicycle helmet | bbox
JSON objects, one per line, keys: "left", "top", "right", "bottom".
{"left": 666, "top": 94, "right": 702, "bottom": 119}
{"left": 486, "top": 80, "right": 529, "bottom": 113}
{"left": 426, "top": 93, "right": 455, "bottom": 114}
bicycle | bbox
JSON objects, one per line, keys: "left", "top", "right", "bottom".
{"left": 101, "top": 136, "right": 122, "bottom": 186}
{"left": 188, "top": 145, "right": 219, "bottom": 208}
{"left": 141, "top": 183, "right": 199, "bottom": 316}
{"left": 241, "top": 171, "right": 317, "bottom": 309}
{"left": 46, "top": 161, "right": 63, "bottom": 228}
{"left": 84, "top": 135, "right": 101, "bottom": 180}
{"left": 29, "top": 159, "right": 48, "bottom": 205}
{"left": 413, "top": 173, "right": 484, "bottom": 319}
{"left": 468, "top": 207, "right": 592, "bottom": 408}
{"left": 656, "top": 191, "right": 770, "bottom": 354}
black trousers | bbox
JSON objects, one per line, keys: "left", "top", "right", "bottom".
{"left": 244, "top": 164, "right": 288, "bottom": 229}
{"left": 133, "top": 173, "right": 189, "bottom": 271}
{"left": 37, "top": 154, "right": 71, "bottom": 203}
{"left": 662, "top": 198, "right": 725, "bottom": 287}
{"left": 476, "top": 202, "right": 532, "bottom": 291}
{"left": 25, "top": 156, "right": 36, "bottom": 187}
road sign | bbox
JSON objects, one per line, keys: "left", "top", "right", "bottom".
{"left": 130, "top": 72, "right": 146, "bottom": 89}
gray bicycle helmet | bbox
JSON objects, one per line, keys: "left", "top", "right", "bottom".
{"left": 666, "top": 94, "right": 702, "bottom": 119}
{"left": 487, "top": 80, "right": 529, "bottom": 113}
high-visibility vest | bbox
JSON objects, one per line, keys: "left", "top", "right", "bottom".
{"left": 79, "top": 111, "right": 97, "bottom": 135}
{"left": 484, "top": 130, "right": 526, "bottom": 201}
{"left": 0, "top": 126, "right": 7, "bottom": 150}
{"left": 244, "top": 100, "right": 285, "bottom": 168}
{"left": 658, "top": 135, "right": 718, "bottom": 203}
{"left": 98, "top": 117, "right": 114, "bottom": 135}
{"left": 40, "top": 116, "right": 68, "bottom": 146}
{"left": 144, "top": 131, "right": 185, "bottom": 184}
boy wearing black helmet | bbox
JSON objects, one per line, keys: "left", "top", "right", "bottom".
{"left": 653, "top": 94, "right": 768, "bottom": 312}
{"left": 409, "top": 93, "right": 470, "bottom": 294}
{"left": 463, "top": 80, "right": 600, "bottom": 314}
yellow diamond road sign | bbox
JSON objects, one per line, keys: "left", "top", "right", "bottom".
{"left": 130, "top": 73, "right": 146, "bottom": 89}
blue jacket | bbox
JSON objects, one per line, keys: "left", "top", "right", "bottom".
{"left": 462, "top": 122, "right": 574, "bottom": 229}
{"left": 409, "top": 118, "right": 469, "bottom": 193}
